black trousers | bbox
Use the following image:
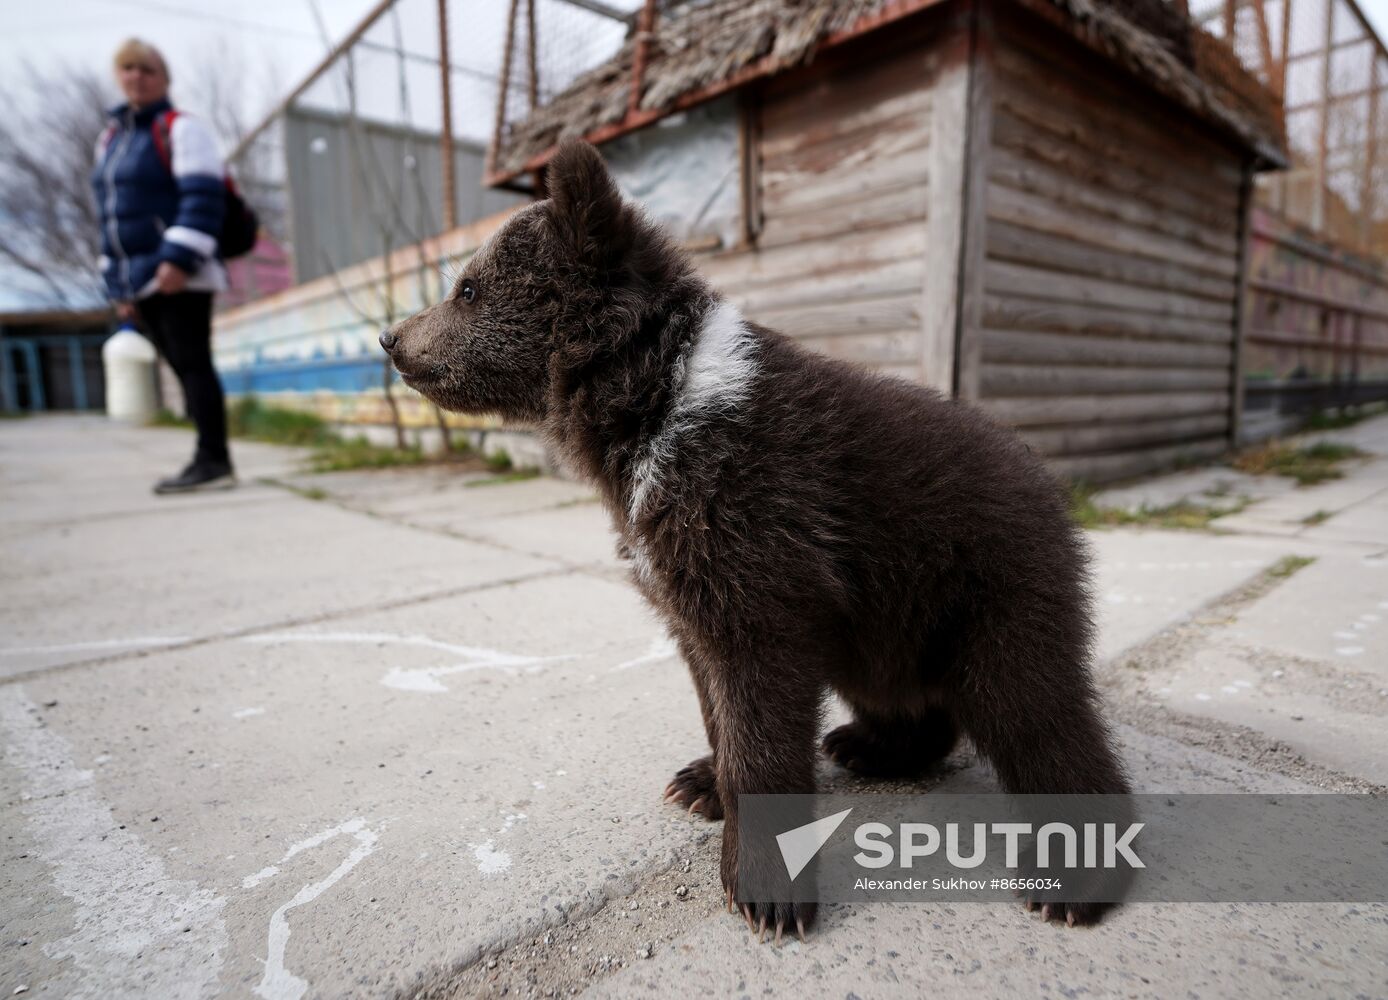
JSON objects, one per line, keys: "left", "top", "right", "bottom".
{"left": 136, "top": 292, "right": 230, "bottom": 465}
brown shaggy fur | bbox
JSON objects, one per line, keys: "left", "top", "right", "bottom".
{"left": 382, "top": 141, "right": 1131, "bottom": 939}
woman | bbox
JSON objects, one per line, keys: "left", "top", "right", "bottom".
{"left": 93, "top": 38, "right": 233, "bottom": 493}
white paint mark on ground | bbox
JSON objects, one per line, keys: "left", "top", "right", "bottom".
{"left": 245, "top": 817, "right": 379, "bottom": 1000}
{"left": 1195, "top": 692, "right": 1212, "bottom": 701}
{"left": 610, "top": 635, "right": 678, "bottom": 673}
{"left": 0, "top": 687, "right": 227, "bottom": 999}
{"left": 471, "top": 841, "right": 512, "bottom": 874}
{"left": 233, "top": 707, "right": 266, "bottom": 719}
{"left": 0, "top": 636, "right": 189, "bottom": 656}
{"left": 242, "top": 631, "right": 579, "bottom": 694}
{"left": 1337, "top": 646, "right": 1365, "bottom": 656}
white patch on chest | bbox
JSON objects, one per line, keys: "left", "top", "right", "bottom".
{"left": 628, "top": 300, "right": 760, "bottom": 521}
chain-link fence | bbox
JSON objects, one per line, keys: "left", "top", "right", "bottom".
{"left": 226, "top": 0, "right": 539, "bottom": 302}
{"left": 1197, "top": 0, "right": 1387, "bottom": 256}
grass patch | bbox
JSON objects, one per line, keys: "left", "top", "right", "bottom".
{"left": 308, "top": 435, "right": 428, "bottom": 473}
{"left": 1232, "top": 440, "right": 1367, "bottom": 486}
{"left": 1268, "top": 555, "right": 1315, "bottom": 579}
{"left": 1303, "top": 402, "right": 1386, "bottom": 431}
{"left": 153, "top": 396, "right": 446, "bottom": 474}
{"left": 1301, "top": 509, "right": 1332, "bottom": 526}
{"left": 259, "top": 477, "right": 330, "bottom": 501}
{"left": 465, "top": 468, "right": 542, "bottom": 488}
{"left": 149, "top": 408, "right": 191, "bottom": 428}
{"left": 1070, "top": 485, "right": 1243, "bottom": 531}
{"left": 227, "top": 397, "right": 334, "bottom": 447}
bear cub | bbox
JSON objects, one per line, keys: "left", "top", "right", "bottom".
{"left": 381, "top": 141, "right": 1130, "bottom": 942}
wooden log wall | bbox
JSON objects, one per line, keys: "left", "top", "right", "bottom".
{"left": 974, "top": 15, "right": 1251, "bottom": 484}
{"left": 697, "top": 35, "right": 937, "bottom": 386}
{"left": 1240, "top": 206, "right": 1388, "bottom": 441}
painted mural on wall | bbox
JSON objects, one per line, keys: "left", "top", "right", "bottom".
{"left": 212, "top": 208, "right": 516, "bottom": 428}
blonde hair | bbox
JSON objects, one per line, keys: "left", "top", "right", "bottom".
{"left": 112, "top": 38, "right": 170, "bottom": 83}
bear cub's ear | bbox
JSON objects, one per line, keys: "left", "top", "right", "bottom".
{"left": 546, "top": 140, "right": 628, "bottom": 270}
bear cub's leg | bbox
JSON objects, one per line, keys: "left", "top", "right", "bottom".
{"left": 664, "top": 637, "right": 725, "bottom": 820}
{"left": 822, "top": 706, "right": 958, "bottom": 779}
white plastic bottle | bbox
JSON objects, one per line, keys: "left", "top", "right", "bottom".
{"left": 103, "top": 324, "right": 159, "bottom": 422}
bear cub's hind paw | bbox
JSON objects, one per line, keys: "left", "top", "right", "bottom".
{"left": 663, "top": 755, "right": 723, "bottom": 820}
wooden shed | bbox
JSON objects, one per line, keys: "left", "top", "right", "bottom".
{"left": 488, "top": 0, "right": 1287, "bottom": 483}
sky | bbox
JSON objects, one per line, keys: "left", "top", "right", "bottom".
{"left": 2, "top": 0, "right": 384, "bottom": 131}
{"left": 3, "top": 0, "right": 1385, "bottom": 136}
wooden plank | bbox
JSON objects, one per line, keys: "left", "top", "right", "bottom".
{"left": 798, "top": 329, "right": 923, "bottom": 365}
{"left": 987, "top": 220, "right": 1235, "bottom": 303}
{"left": 990, "top": 108, "right": 1239, "bottom": 233}
{"left": 984, "top": 292, "right": 1234, "bottom": 342}
{"left": 760, "top": 44, "right": 934, "bottom": 138}
{"left": 994, "top": 24, "right": 1246, "bottom": 183}
{"left": 761, "top": 103, "right": 931, "bottom": 172}
{"left": 1020, "top": 413, "right": 1231, "bottom": 456}
{"left": 953, "top": 1, "right": 993, "bottom": 402}
{"left": 981, "top": 363, "right": 1231, "bottom": 396}
{"left": 986, "top": 260, "right": 1236, "bottom": 324}
{"left": 992, "top": 81, "right": 1243, "bottom": 214}
{"left": 988, "top": 148, "right": 1239, "bottom": 258}
{"left": 762, "top": 142, "right": 930, "bottom": 214}
{"left": 748, "top": 293, "right": 923, "bottom": 339}
{"left": 921, "top": 12, "right": 972, "bottom": 395}
{"left": 730, "top": 255, "right": 924, "bottom": 313}
{"left": 729, "top": 256, "right": 924, "bottom": 314}
{"left": 758, "top": 182, "right": 928, "bottom": 249}
{"left": 980, "top": 328, "right": 1234, "bottom": 368}
{"left": 699, "top": 222, "right": 926, "bottom": 292}
{"left": 982, "top": 390, "right": 1232, "bottom": 426}
{"left": 988, "top": 182, "right": 1238, "bottom": 280}
{"left": 1045, "top": 438, "right": 1229, "bottom": 484}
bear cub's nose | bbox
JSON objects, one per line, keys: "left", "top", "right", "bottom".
{"left": 379, "top": 328, "right": 397, "bottom": 351}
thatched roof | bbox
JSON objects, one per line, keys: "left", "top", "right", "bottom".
{"left": 489, "top": 0, "right": 1285, "bottom": 182}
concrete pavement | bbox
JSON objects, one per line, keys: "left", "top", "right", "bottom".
{"left": 2, "top": 414, "right": 1387, "bottom": 999}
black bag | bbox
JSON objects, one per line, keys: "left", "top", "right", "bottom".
{"left": 152, "top": 111, "right": 260, "bottom": 261}
{"left": 217, "top": 178, "right": 259, "bottom": 260}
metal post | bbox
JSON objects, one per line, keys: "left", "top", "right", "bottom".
{"left": 628, "top": 0, "right": 657, "bottom": 118}
{"left": 68, "top": 337, "right": 88, "bottom": 411}
{"left": 18, "top": 341, "right": 45, "bottom": 411}
{"left": 525, "top": 0, "right": 539, "bottom": 110}
{"left": 1279, "top": 0, "right": 1293, "bottom": 95}
{"left": 1314, "top": 0, "right": 1334, "bottom": 232}
{"left": 488, "top": 0, "right": 522, "bottom": 181}
{"left": 1253, "top": 0, "right": 1274, "bottom": 80}
{"left": 437, "top": 0, "right": 458, "bottom": 230}
{"left": 1363, "top": 60, "right": 1380, "bottom": 250}
{"left": 0, "top": 337, "right": 15, "bottom": 412}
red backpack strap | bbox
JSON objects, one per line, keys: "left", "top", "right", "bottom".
{"left": 150, "top": 109, "right": 180, "bottom": 174}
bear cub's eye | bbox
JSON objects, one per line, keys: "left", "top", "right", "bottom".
{"left": 459, "top": 279, "right": 477, "bottom": 304}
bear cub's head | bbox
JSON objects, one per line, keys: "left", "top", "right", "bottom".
{"left": 380, "top": 140, "right": 686, "bottom": 421}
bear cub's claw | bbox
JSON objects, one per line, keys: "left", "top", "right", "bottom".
{"left": 663, "top": 755, "right": 723, "bottom": 820}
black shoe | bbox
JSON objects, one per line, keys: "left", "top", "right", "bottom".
{"left": 153, "top": 460, "right": 236, "bottom": 495}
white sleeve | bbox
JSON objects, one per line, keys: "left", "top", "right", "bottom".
{"left": 169, "top": 115, "right": 224, "bottom": 178}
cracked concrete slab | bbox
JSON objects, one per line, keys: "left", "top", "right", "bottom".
{"left": 4, "top": 414, "right": 1388, "bottom": 999}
